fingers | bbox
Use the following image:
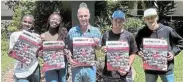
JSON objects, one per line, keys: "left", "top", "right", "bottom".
{"left": 93, "top": 38, "right": 100, "bottom": 47}
{"left": 138, "top": 51, "right": 144, "bottom": 58}
{"left": 101, "top": 46, "right": 107, "bottom": 53}
{"left": 167, "top": 52, "right": 174, "bottom": 61}
{"left": 118, "top": 70, "right": 127, "bottom": 76}
{"left": 38, "top": 50, "right": 43, "bottom": 57}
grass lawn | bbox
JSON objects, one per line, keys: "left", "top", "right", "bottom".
{"left": 1, "top": 39, "right": 15, "bottom": 76}
{"left": 1, "top": 46, "right": 183, "bottom": 82}
{"left": 133, "top": 51, "right": 183, "bottom": 82}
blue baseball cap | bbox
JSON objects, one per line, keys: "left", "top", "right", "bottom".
{"left": 112, "top": 10, "right": 125, "bottom": 19}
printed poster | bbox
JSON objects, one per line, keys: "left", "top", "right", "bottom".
{"left": 143, "top": 38, "right": 168, "bottom": 71}
{"left": 106, "top": 41, "right": 130, "bottom": 72}
{"left": 72, "top": 37, "right": 95, "bottom": 67}
{"left": 42, "top": 41, "right": 65, "bottom": 72}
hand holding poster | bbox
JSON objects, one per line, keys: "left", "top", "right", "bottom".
{"left": 106, "top": 41, "right": 130, "bottom": 72}
{"left": 72, "top": 37, "right": 95, "bottom": 67}
{"left": 42, "top": 41, "right": 65, "bottom": 72}
{"left": 8, "top": 30, "right": 42, "bottom": 64}
{"left": 143, "top": 38, "right": 168, "bottom": 71}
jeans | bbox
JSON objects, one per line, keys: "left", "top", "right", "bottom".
{"left": 14, "top": 65, "right": 40, "bottom": 82}
{"left": 71, "top": 66, "right": 96, "bottom": 82}
{"left": 45, "top": 67, "right": 67, "bottom": 82}
{"left": 145, "top": 73, "right": 174, "bottom": 82}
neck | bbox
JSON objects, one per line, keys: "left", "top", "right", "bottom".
{"left": 80, "top": 24, "right": 89, "bottom": 33}
{"left": 49, "top": 28, "right": 58, "bottom": 35}
{"left": 112, "top": 27, "right": 123, "bottom": 34}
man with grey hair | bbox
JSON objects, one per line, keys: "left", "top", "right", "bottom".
{"left": 9, "top": 14, "right": 40, "bottom": 82}
{"left": 136, "top": 8, "right": 183, "bottom": 82}
{"left": 67, "top": 2, "right": 101, "bottom": 82}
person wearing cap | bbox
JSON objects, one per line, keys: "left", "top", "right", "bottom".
{"left": 67, "top": 2, "right": 101, "bottom": 82}
{"left": 135, "top": 8, "right": 183, "bottom": 82}
{"left": 101, "top": 10, "right": 138, "bottom": 82}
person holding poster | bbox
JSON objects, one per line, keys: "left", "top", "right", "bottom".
{"left": 9, "top": 15, "right": 41, "bottom": 82}
{"left": 101, "top": 10, "right": 138, "bottom": 82}
{"left": 67, "top": 2, "right": 101, "bottom": 82}
{"left": 135, "top": 8, "right": 183, "bottom": 82}
{"left": 40, "top": 12, "right": 68, "bottom": 82}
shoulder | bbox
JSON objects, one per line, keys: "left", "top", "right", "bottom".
{"left": 124, "top": 30, "right": 134, "bottom": 37}
{"left": 138, "top": 25, "right": 148, "bottom": 33}
{"left": 10, "top": 31, "right": 21, "bottom": 38}
{"left": 157, "top": 23, "right": 173, "bottom": 34}
{"left": 161, "top": 24, "right": 173, "bottom": 31}
{"left": 68, "top": 26, "right": 78, "bottom": 33}
{"left": 102, "top": 30, "right": 110, "bottom": 37}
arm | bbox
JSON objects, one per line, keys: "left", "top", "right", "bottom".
{"left": 169, "top": 28, "right": 183, "bottom": 56}
{"left": 9, "top": 33, "right": 15, "bottom": 50}
{"left": 135, "top": 29, "right": 143, "bottom": 52}
{"left": 129, "top": 34, "right": 138, "bottom": 67}
{"left": 135, "top": 29, "right": 145, "bottom": 59}
{"left": 8, "top": 33, "right": 15, "bottom": 55}
{"left": 118, "top": 34, "right": 138, "bottom": 76}
{"left": 93, "top": 29, "right": 102, "bottom": 49}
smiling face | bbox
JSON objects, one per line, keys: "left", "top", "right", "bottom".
{"left": 49, "top": 14, "right": 61, "bottom": 28}
{"left": 21, "top": 16, "right": 34, "bottom": 30}
{"left": 144, "top": 15, "right": 158, "bottom": 27}
{"left": 77, "top": 7, "right": 90, "bottom": 27}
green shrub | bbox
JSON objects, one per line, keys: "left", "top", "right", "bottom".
{"left": 124, "top": 17, "right": 144, "bottom": 34}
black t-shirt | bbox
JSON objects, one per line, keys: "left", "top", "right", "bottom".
{"left": 101, "top": 30, "right": 138, "bottom": 78}
{"left": 108, "top": 30, "right": 121, "bottom": 41}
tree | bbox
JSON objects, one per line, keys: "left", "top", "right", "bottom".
{"left": 5, "top": 1, "right": 71, "bottom": 34}
{"left": 95, "top": 1, "right": 143, "bottom": 34}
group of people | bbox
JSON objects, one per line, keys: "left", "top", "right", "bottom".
{"left": 9, "top": 2, "right": 183, "bottom": 82}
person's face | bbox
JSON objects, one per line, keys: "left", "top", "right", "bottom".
{"left": 144, "top": 15, "right": 158, "bottom": 26}
{"left": 112, "top": 18, "right": 124, "bottom": 29}
{"left": 49, "top": 14, "right": 61, "bottom": 28}
{"left": 21, "top": 16, "right": 34, "bottom": 30}
{"left": 77, "top": 8, "right": 90, "bottom": 26}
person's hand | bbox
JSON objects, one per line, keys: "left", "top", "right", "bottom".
{"left": 137, "top": 51, "right": 145, "bottom": 60}
{"left": 38, "top": 50, "right": 43, "bottom": 58}
{"left": 167, "top": 52, "right": 174, "bottom": 61}
{"left": 118, "top": 70, "right": 127, "bottom": 76}
{"left": 93, "top": 37, "right": 100, "bottom": 47}
{"left": 8, "top": 49, "right": 13, "bottom": 55}
{"left": 101, "top": 46, "right": 107, "bottom": 53}
{"left": 118, "top": 66, "right": 130, "bottom": 76}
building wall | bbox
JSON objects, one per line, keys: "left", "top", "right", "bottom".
{"left": 1, "top": 1, "right": 13, "bottom": 20}
{"left": 173, "top": 1, "right": 183, "bottom": 16}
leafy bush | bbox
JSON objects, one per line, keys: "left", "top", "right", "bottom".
{"left": 124, "top": 17, "right": 144, "bottom": 34}
{"left": 1, "top": 21, "right": 15, "bottom": 75}
{"left": 6, "top": 1, "right": 71, "bottom": 33}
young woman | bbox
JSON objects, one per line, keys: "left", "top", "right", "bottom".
{"left": 40, "top": 12, "right": 68, "bottom": 82}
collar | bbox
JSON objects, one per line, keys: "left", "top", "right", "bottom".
{"left": 76, "top": 25, "right": 91, "bottom": 33}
